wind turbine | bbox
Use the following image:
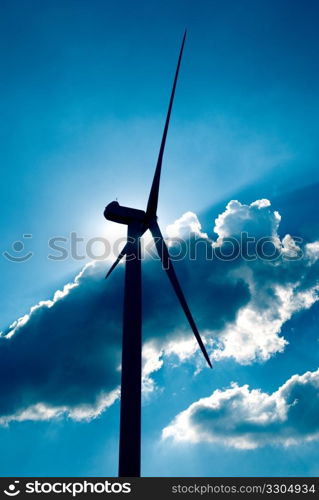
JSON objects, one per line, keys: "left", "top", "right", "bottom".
{"left": 103, "top": 30, "right": 212, "bottom": 478}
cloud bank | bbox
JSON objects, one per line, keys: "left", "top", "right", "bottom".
{"left": 0, "top": 198, "right": 319, "bottom": 423}
{"left": 163, "top": 369, "right": 319, "bottom": 449}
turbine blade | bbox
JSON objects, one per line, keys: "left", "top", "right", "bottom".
{"left": 146, "top": 30, "right": 187, "bottom": 218}
{"left": 105, "top": 243, "right": 128, "bottom": 279}
{"left": 150, "top": 221, "right": 212, "bottom": 368}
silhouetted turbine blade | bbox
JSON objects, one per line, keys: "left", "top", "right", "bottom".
{"left": 105, "top": 243, "right": 128, "bottom": 279}
{"left": 150, "top": 221, "right": 212, "bottom": 368}
{"left": 146, "top": 30, "right": 187, "bottom": 218}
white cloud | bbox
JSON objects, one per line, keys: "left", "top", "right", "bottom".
{"left": 305, "top": 241, "right": 319, "bottom": 264}
{"left": 166, "top": 211, "right": 208, "bottom": 240}
{"left": 154, "top": 200, "right": 319, "bottom": 366}
{"left": 206, "top": 199, "right": 319, "bottom": 364}
{"left": 213, "top": 199, "right": 281, "bottom": 245}
{"left": 142, "top": 343, "right": 164, "bottom": 397}
{"left": 163, "top": 368, "right": 319, "bottom": 449}
{"left": 212, "top": 284, "right": 319, "bottom": 364}
{"left": 0, "top": 389, "right": 120, "bottom": 425}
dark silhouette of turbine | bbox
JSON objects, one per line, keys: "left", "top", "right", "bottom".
{"left": 104, "top": 30, "right": 212, "bottom": 478}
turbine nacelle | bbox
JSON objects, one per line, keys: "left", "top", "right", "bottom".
{"left": 104, "top": 201, "right": 146, "bottom": 226}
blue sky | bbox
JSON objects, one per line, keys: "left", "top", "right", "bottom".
{"left": 1, "top": 0, "right": 319, "bottom": 476}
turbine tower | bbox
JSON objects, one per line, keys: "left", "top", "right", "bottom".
{"left": 104, "top": 31, "right": 212, "bottom": 478}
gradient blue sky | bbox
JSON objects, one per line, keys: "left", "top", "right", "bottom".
{"left": 1, "top": 0, "right": 319, "bottom": 476}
